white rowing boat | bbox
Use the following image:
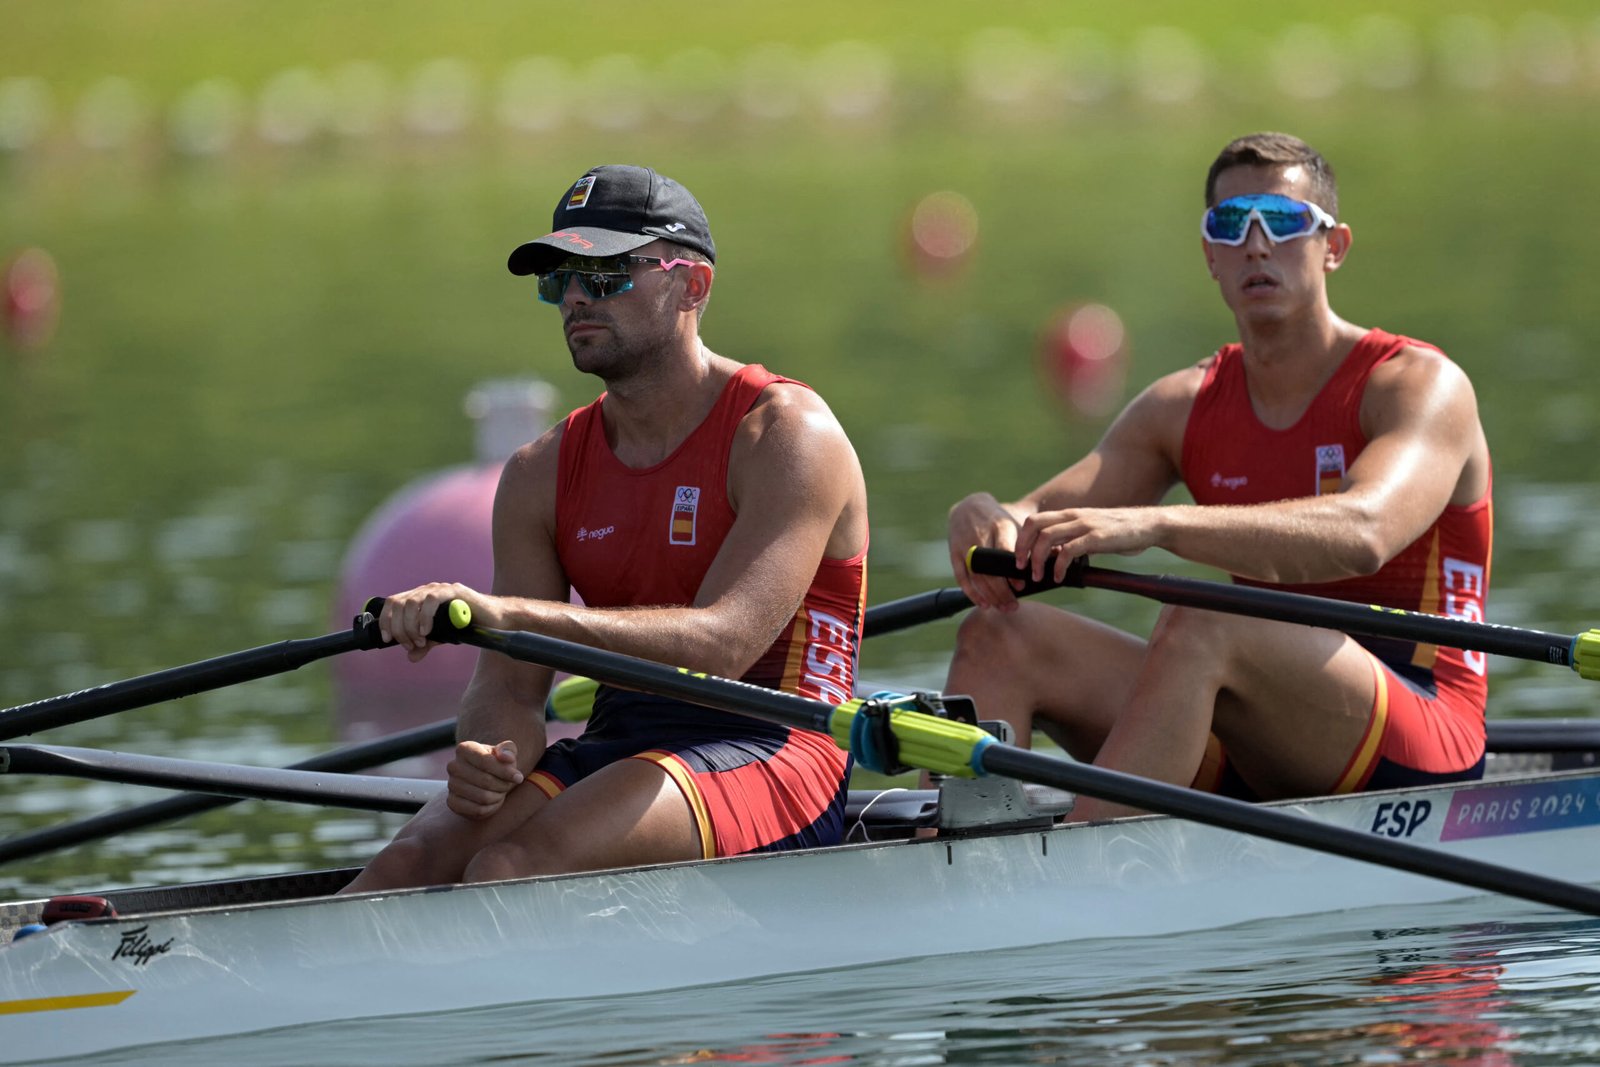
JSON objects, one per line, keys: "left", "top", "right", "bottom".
{"left": 2, "top": 757, "right": 1599, "bottom": 1063}
{"left": 6, "top": 563, "right": 1600, "bottom": 1062}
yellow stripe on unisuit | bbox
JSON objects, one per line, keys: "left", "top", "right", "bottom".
{"left": 779, "top": 608, "right": 809, "bottom": 695}
{"left": 0, "top": 989, "right": 136, "bottom": 1015}
{"left": 1333, "top": 658, "right": 1390, "bottom": 794}
{"left": 1410, "top": 530, "right": 1442, "bottom": 670}
{"left": 635, "top": 750, "right": 716, "bottom": 859}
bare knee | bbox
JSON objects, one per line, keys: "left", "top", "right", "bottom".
{"left": 463, "top": 840, "right": 536, "bottom": 884}
{"left": 462, "top": 819, "right": 581, "bottom": 883}
{"left": 345, "top": 834, "right": 455, "bottom": 893}
{"left": 950, "top": 608, "right": 1034, "bottom": 672}
{"left": 1146, "top": 605, "right": 1233, "bottom": 670}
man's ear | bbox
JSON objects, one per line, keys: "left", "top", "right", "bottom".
{"left": 1324, "top": 223, "right": 1353, "bottom": 274}
{"left": 680, "top": 262, "right": 714, "bottom": 312}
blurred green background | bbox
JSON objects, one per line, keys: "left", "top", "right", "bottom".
{"left": 3, "top": 1, "right": 1600, "bottom": 893}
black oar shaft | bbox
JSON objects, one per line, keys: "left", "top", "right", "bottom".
{"left": 977, "top": 743, "right": 1600, "bottom": 918}
{"left": 0, "top": 581, "right": 971, "bottom": 746}
{"left": 967, "top": 548, "right": 1577, "bottom": 667}
{"left": 1487, "top": 719, "right": 1600, "bottom": 754}
{"left": 460, "top": 626, "right": 832, "bottom": 733}
{"left": 0, "top": 717, "right": 457, "bottom": 865}
{"left": 1087, "top": 567, "right": 1573, "bottom": 667}
{"left": 0, "top": 630, "right": 370, "bottom": 742}
{"left": 863, "top": 588, "right": 974, "bottom": 639}
{"left": 0, "top": 744, "right": 440, "bottom": 813}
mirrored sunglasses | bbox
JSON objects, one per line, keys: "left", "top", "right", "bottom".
{"left": 535, "top": 255, "right": 696, "bottom": 305}
{"left": 1201, "top": 194, "right": 1335, "bottom": 246}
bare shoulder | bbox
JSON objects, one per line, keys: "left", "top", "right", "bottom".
{"left": 1108, "top": 361, "right": 1207, "bottom": 445}
{"left": 1372, "top": 342, "right": 1476, "bottom": 390}
{"left": 730, "top": 376, "right": 866, "bottom": 556}
{"left": 502, "top": 419, "right": 564, "bottom": 478}
{"left": 494, "top": 420, "right": 565, "bottom": 519}
{"left": 737, "top": 378, "right": 856, "bottom": 457}
{"left": 1140, "top": 361, "right": 1209, "bottom": 407}
{"left": 1364, "top": 343, "right": 1481, "bottom": 424}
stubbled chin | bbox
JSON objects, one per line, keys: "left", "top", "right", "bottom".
{"left": 1233, "top": 295, "right": 1292, "bottom": 324}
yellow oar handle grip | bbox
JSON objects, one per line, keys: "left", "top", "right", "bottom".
{"left": 1572, "top": 630, "right": 1600, "bottom": 680}
{"left": 444, "top": 598, "right": 472, "bottom": 631}
{"left": 829, "top": 699, "right": 997, "bottom": 779}
{"left": 547, "top": 675, "right": 600, "bottom": 721}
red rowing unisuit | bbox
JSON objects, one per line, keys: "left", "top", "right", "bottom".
{"left": 1181, "top": 328, "right": 1493, "bottom": 794}
{"left": 544, "top": 363, "right": 865, "bottom": 857}
{"left": 555, "top": 363, "right": 867, "bottom": 705}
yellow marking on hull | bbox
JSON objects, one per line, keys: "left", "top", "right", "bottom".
{"left": 0, "top": 988, "right": 136, "bottom": 1015}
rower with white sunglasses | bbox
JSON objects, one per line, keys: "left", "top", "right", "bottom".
{"left": 946, "top": 131, "right": 1494, "bottom": 823}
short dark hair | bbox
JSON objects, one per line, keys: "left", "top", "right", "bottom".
{"left": 1205, "top": 132, "right": 1338, "bottom": 217}
{"left": 661, "top": 240, "right": 713, "bottom": 319}
{"left": 667, "top": 242, "right": 712, "bottom": 267}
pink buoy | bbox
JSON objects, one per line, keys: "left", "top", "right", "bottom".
{"left": 332, "top": 380, "right": 561, "bottom": 774}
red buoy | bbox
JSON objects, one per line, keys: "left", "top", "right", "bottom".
{"left": 3, "top": 248, "right": 61, "bottom": 353}
{"left": 1038, "top": 302, "right": 1129, "bottom": 418}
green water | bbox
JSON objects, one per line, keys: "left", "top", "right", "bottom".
{"left": 3, "top": 5, "right": 1600, "bottom": 901}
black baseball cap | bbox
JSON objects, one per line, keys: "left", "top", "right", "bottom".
{"left": 507, "top": 165, "right": 716, "bottom": 276}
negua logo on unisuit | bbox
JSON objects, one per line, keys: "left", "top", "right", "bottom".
{"left": 576, "top": 525, "right": 616, "bottom": 542}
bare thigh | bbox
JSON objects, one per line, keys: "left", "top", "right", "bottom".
{"left": 946, "top": 602, "right": 1148, "bottom": 759}
{"left": 1182, "top": 611, "right": 1379, "bottom": 797}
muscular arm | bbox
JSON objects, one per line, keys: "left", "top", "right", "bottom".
{"left": 1013, "top": 346, "right": 1489, "bottom": 585}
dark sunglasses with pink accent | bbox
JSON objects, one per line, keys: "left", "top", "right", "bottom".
{"left": 535, "top": 255, "right": 696, "bottom": 305}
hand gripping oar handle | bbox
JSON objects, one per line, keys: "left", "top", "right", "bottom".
{"left": 965, "top": 547, "right": 1600, "bottom": 677}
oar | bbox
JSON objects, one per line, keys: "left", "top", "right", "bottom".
{"left": 965, "top": 547, "right": 1600, "bottom": 677}
{"left": 0, "top": 580, "right": 977, "bottom": 745}
{"left": 0, "top": 613, "right": 388, "bottom": 742}
{"left": 863, "top": 586, "right": 977, "bottom": 638}
{"left": 414, "top": 597, "right": 1600, "bottom": 919}
{"left": 1487, "top": 719, "right": 1600, "bottom": 754}
{"left": 0, "top": 717, "right": 457, "bottom": 865}
{"left": 0, "top": 578, "right": 987, "bottom": 858}
{"left": 0, "top": 744, "right": 442, "bottom": 813}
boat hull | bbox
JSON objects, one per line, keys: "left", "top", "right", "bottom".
{"left": 3, "top": 767, "right": 1600, "bottom": 1062}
